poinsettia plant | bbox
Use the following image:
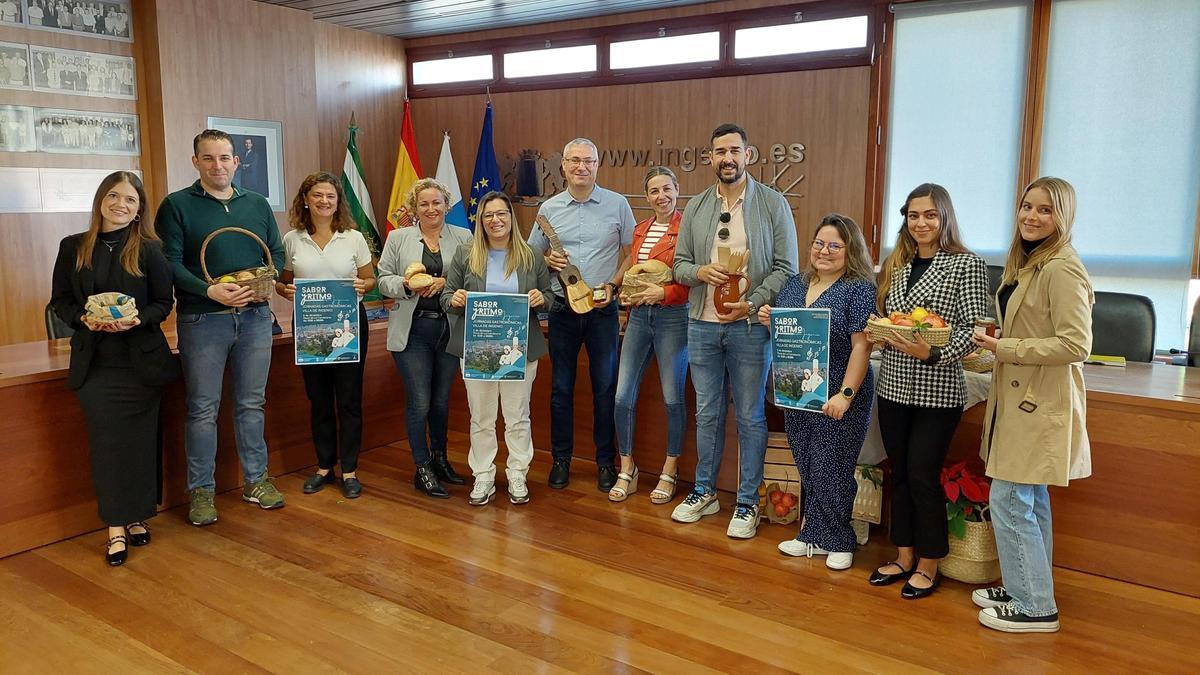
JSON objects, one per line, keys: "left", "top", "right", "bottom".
{"left": 942, "top": 461, "right": 991, "bottom": 539}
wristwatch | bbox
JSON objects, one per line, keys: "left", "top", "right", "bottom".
{"left": 841, "top": 386, "right": 855, "bottom": 400}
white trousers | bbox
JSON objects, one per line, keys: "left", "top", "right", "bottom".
{"left": 463, "top": 360, "right": 538, "bottom": 484}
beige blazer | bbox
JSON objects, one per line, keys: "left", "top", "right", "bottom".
{"left": 377, "top": 224, "right": 474, "bottom": 352}
{"left": 979, "top": 246, "right": 1094, "bottom": 486}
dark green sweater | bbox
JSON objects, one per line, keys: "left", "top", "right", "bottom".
{"left": 157, "top": 180, "right": 285, "bottom": 315}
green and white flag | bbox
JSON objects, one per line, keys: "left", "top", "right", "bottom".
{"left": 341, "top": 117, "right": 384, "bottom": 303}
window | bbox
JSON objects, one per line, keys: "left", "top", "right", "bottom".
{"left": 411, "top": 54, "right": 493, "bottom": 85}
{"left": 610, "top": 31, "right": 720, "bottom": 70}
{"left": 504, "top": 44, "right": 597, "bottom": 79}
{"left": 734, "top": 15, "right": 869, "bottom": 59}
{"left": 1039, "top": 0, "right": 1200, "bottom": 350}
{"left": 883, "top": 1, "right": 1031, "bottom": 261}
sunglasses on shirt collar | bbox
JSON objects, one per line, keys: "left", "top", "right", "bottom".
{"left": 718, "top": 211, "right": 731, "bottom": 241}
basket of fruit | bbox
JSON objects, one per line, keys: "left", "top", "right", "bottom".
{"left": 867, "top": 306, "right": 951, "bottom": 347}
{"left": 200, "top": 227, "right": 277, "bottom": 302}
{"left": 763, "top": 481, "right": 800, "bottom": 524}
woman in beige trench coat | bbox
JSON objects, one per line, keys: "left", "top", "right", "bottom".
{"left": 971, "top": 176, "right": 1094, "bottom": 634}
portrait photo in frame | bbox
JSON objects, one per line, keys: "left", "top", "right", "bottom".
{"left": 206, "top": 116, "right": 285, "bottom": 211}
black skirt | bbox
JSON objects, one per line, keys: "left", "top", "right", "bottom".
{"left": 74, "top": 365, "right": 163, "bottom": 526}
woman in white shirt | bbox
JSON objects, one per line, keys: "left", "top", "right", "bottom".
{"left": 276, "top": 171, "right": 375, "bottom": 499}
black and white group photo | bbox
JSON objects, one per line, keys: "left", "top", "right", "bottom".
{"left": 30, "top": 45, "right": 135, "bottom": 98}
{"left": 0, "top": 41, "right": 31, "bottom": 89}
{"left": 34, "top": 108, "right": 138, "bottom": 155}
{"left": 0, "top": 105, "right": 34, "bottom": 152}
{"left": 21, "top": 0, "right": 132, "bottom": 40}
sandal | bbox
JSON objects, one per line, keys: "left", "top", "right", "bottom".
{"left": 650, "top": 473, "right": 677, "bottom": 505}
{"left": 608, "top": 467, "right": 639, "bottom": 502}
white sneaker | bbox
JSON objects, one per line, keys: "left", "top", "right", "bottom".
{"left": 826, "top": 552, "right": 854, "bottom": 570}
{"left": 671, "top": 489, "right": 720, "bottom": 523}
{"left": 726, "top": 504, "right": 759, "bottom": 539}
{"left": 468, "top": 480, "right": 495, "bottom": 506}
{"left": 508, "top": 474, "right": 530, "bottom": 504}
{"left": 778, "top": 539, "right": 811, "bottom": 556}
{"left": 972, "top": 586, "right": 1012, "bottom": 609}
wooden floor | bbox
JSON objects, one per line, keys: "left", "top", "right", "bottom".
{"left": 3, "top": 433, "right": 1198, "bottom": 674}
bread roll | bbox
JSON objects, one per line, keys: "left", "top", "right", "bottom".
{"left": 407, "top": 272, "right": 435, "bottom": 289}
{"left": 404, "top": 262, "right": 427, "bottom": 279}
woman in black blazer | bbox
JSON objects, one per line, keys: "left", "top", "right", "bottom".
{"left": 50, "top": 171, "right": 178, "bottom": 567}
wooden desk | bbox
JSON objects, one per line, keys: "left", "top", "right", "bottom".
{"left": 944, "top": 361, "right": 1200, "bottom": 598}
{"left": 0, "top": 321, "right": 405, "bottom": 558}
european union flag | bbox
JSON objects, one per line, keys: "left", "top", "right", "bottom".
{"left": 467, "top": 102, "right": 502, "bottom": 231}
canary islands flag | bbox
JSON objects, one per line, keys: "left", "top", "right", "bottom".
{"left": 435, "top": 132, "right": 469, "bottom": 229}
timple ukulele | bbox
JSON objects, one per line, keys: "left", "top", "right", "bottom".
{"left": 535, "top": 215, "right": 596, "bottom": 314}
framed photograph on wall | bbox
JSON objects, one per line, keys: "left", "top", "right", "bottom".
{"left": 0, "top": 105, "right": 35, "bottom": 151}
{"left": 0, "top": 1, "right": 23, "bottom": 26}
{"left": 22, "top": 0, "right": 133, "bottom": 42}
{"left": 30, "top": 45, "right": 135, "bottom": 99}
{"left": 0, "top": 41, "right": 31, "bottom": 90}
{"left": 34, "top": 107, "right": 139, "bottom": 156}
{"left": 207, "top": 116, "right": 285, "bottom": 211}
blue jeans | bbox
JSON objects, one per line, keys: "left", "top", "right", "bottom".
{"left": 548, "top": 299, "right": 619, "bottom": 465}
{"left": 177, "top": 305, "right": 273, "bottom": 491}
{"left": 688, "top": 319, "right": 771, "bottom": 505}
{"left": 615, "top": 304, "right": 689, "bottom": 458}
{"left": 391, "top": 315, "right": 456, "bottom": 465}
{"left": 990, "top": 478, "right": 1057, "bottom": 616}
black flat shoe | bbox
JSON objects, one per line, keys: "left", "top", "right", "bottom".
{"left": 548, "top": 458, "right": 571, "bottom": 489}
{"left": 414, "top": 463, "right": 450, "bottom": 499}
{"left": 126, "top": 522, "right": 151, "bottom": 547}
{"left": 431, "top": 452, "right": 466, "bottom": 485}
{"left": 868, "top": 560, "right": 911, "bottom": 586}
{"left": 901, "top": 570, "right": 941, "bottom": 599}
{"left": 106, "top": 534, "right": 128, "bottom": 567}
{"left": 303, "top": 471, "right": 337, "bottom": 494}
{"left": 597, "top": 464, "right": 618, "bottom": 493}
{"left": 342, "top": 477, "right": 362, "bottom": 499}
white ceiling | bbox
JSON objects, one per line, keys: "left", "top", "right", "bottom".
{"left": 256, "top": 0, "right": 723, "bottom": 39}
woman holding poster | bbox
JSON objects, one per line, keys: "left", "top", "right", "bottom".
{"left": 444, "top": 191, "right": 554, "bottom": 506}
{"left": 757, "top": 214, "right": 876, "bottom": 571}
{"left": 277, "top": 172, "right": 375, "bottom": 499}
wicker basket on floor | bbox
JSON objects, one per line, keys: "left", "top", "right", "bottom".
{"left": 200, "top": 226, "right": 277, "bottom": 302}
{"left": 866, "top": 319, "right": 951, "bottom": 347}
{"left": 939, "top": 519, "right": 1001, "bottom": 584}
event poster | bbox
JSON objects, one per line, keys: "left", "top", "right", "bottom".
{"left": 463, "top": 292, "right": 529, "bottom": 381}
{"left": 771, "top": 307, "right": 831, "bottom": 412}
{"left": 294, "top": 279, "right": 360, "bottom": 365}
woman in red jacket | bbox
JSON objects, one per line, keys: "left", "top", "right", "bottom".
{"left": 610, "top": 167, "right": 693, "bottom": 504}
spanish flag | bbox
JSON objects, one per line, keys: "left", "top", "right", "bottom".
{"left": 384, "top": 100, "right": 424, "bottom": 234}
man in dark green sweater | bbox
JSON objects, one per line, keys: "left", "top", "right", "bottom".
{"left": 157, "top": 128, "right": 286, "bottom": 526}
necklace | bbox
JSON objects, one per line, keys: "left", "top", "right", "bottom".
{"left": 100, "top": 239, "right": 118, "bottom": 252}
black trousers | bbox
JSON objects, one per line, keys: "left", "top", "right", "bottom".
{"left": 876, "top": 396, "right": 964, "bottom": 559}
{"left": 300, "top": 304, "right": 368, "bottom": 473}
{"left": 75, "top": 365, "right": 162, "bottom": 526}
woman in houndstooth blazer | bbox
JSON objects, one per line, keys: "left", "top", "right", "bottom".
{"left": 867, "top": 183, "right": 989, "bottom": 599}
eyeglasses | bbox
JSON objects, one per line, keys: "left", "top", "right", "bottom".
{"left": 480, "top": 210, "right": 511, "bottom": 221}
{"left": 811, "top": 239, "right": 845, "bottom": 253}
{"left": 564, "top": 157, "right": 598, "bottom": 167}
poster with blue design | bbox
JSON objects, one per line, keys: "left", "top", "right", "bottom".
{"left": 463, "top": 292, "right": 529, "bottom": 381}
{"left": 771, "top": 307, "right": 830, "bottom": 412}
{"left": 294, "top": 279, "right": 360, "bottom": 365}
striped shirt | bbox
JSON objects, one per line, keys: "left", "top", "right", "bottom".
{"left": 636, "top": 221, "right": 671, "bottom": 263}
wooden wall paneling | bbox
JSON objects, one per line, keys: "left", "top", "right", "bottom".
{"left": 312, "top": 21, "right": 407, "bottom": 231}
{"left": 410, "top": 67, "right": 870, "bottom": 253}
{"left": 0, "top": 22, "right": 140, "bottom": 346}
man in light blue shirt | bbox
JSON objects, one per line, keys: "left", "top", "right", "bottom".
{"left": 528, "top": 137, "right": 635, "bottom": 492}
